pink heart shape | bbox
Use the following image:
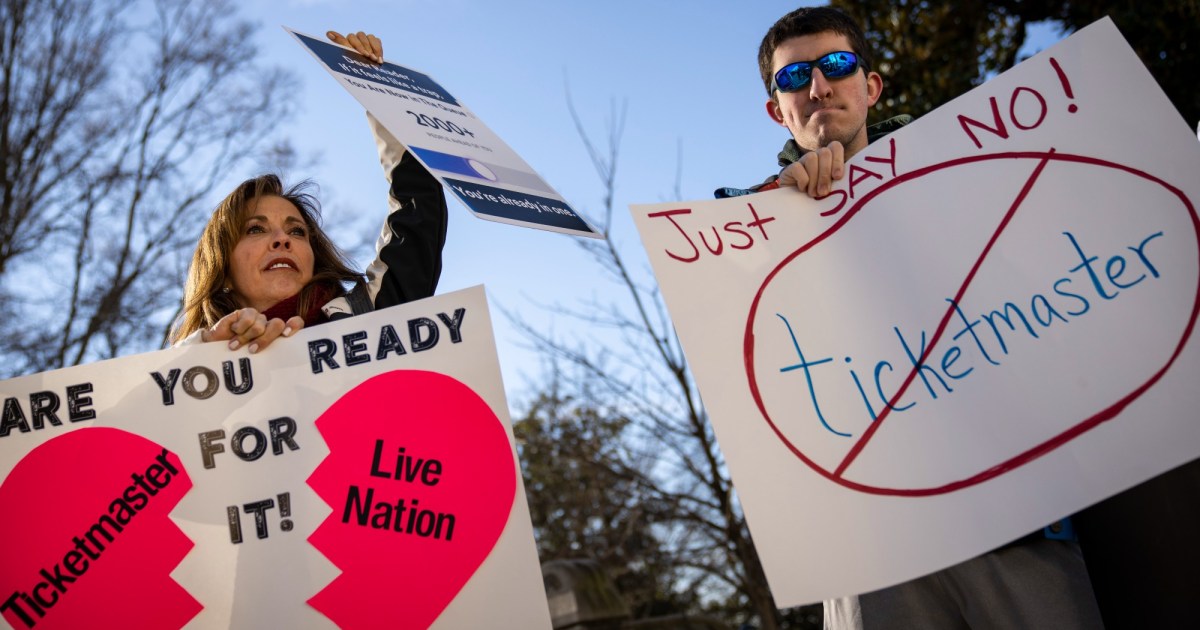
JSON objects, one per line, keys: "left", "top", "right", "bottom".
{"left": 0, "top": 428, "right": 198, "bottom": 629}
{"left": 307, "top": 369, "right": 516, "bottom": 629}
{"left": 746, "top": 151, "right": 1199, "bottom": 496}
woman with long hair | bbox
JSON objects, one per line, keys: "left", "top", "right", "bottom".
{"left": 170, "top": 31, "right": 446, "bottom": 352}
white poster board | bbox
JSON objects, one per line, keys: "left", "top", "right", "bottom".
{"left": 0, "top": 286, "right": 552, "bottom": 629}
{"left": 286, "top": 28, "right": 601, "bottom": 239}
{"left": 629, "top": 19, "right": 1200, "bottom": 605}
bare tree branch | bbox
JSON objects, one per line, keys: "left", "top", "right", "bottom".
{"left": 0, "top": 0, "right": 297, "bottom": 375}
{"left": 510, "top": 88, "right": 786, "bottom": 628}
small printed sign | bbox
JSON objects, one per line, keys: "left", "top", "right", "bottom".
{"left": 288, "top": 29, "right": 601, "bottom": 239}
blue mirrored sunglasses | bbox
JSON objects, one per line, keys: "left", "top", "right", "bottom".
{"left": 772, "top": 51, "right": 862, "bottom": 93}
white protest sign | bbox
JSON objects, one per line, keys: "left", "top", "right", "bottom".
{"left": 0, "top": 286, "right": 552, "bottom": 629}
{"left": 286, "top": 28, "right": 601, "bottom": 239}
{"left": 629, "top": 19, "right": 1200, "bottom": 606}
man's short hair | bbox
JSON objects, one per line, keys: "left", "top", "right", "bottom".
{"left": 758, "top": 6, "right": 874, "bottom": 96}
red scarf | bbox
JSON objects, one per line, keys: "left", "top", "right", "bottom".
{"left": 262, "top": 284, "right": 335, "bottom": 326}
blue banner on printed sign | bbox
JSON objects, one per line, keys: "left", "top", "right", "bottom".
{"left": 445, "top": 179, "right": 595, "bottom": 234}
{"left": 410, "top": 146, "right": 557, "bottom": 195}
{"left": 294, "top": 32, "right": 459, "bottom": 106}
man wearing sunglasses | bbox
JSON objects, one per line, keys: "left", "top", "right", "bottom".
{"left": 716, "top": 8, "right": 910, "bottom": 200}
{"left": 720, "top": 7, "right": 1105, "bottom": 630}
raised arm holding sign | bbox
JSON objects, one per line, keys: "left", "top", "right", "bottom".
{"left": 171, "top": 31, "right": 448, "bottom": 355}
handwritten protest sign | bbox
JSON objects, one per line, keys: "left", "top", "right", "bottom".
{"left": 286, "top": 28, "right": 600, "bottom": 239}
{"left": 0, "top": 286, "right": 552, "bottom": 629}
{"left": 629, "top": 19, "right": 1200, "bottom": 605}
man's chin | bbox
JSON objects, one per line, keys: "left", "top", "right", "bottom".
{"left": 813, "top": 128, "right": 844, "bottom": 149}
{"left": 811, "top": 123, "right": 866, "bottom": 153}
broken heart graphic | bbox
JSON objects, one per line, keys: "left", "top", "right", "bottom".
{"left": 307, "top": 369, "right": 517, "bottom": 629}
{"left": 0, "top": 428, "right": 198, "bottom": 630}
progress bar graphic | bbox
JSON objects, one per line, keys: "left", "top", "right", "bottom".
{"left": 409, "top": 146, "right": 555, "bottom": 195}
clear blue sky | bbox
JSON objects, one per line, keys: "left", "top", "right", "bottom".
{"left": 231, "top": 1, "right": 1063, "bottom": 409}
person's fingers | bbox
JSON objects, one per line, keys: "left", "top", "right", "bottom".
{"left": 326, "top": 30, "right": 348, "bottom": 46}
{"left": 228, "top": 308, "right": 256, "bottom": 337}
{"left": 778, "top": 161, "right": 795, "bottom": 186}
{"left": 247, "top": 318, "right": 288, "bottom": 354}
{"left": 367, "top": 33, "right": 382, "bottom": 61}
{"left": 231, "top": 312, "right": 268, "bottom": 350}
{"left": 202, "top": 309, "right": 307, "bottom": 352}
{"left": 244, "top": 313, "right": 268, "bottom": 341}
{"left": 328, "top": 30, "right": 381, "bottom": 63}
{"left": 282, "top": 315, "right": 306, "bottom": 338}
{"left": 778, "top": 161, "right": 809, "bottom": 192}
{"left": 350, "top": 31, "right": 379, "bottom": 62}
{"left": 250, "top": 316, "right": 307, "bottom": 353}
{"left": 777, "top": 162, "right": 795, "bottom": 186}
{"left": 205, "top": 310, "right": 241, "bottom": 343}
{"left": 814, "top": 147, "right": 833, "bottom": 196}
{"left": 829, "top": 141, "right": 846, "bottom": 181}
{"left": 798, "top": 152, "right": 821, "bottom": 197}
